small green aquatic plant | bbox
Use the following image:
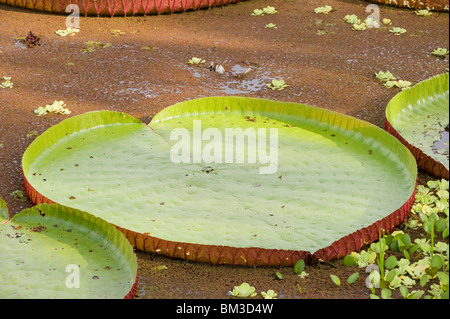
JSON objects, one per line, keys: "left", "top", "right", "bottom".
{"left": 55, "top": 28, "right": 79, "bottom": 37}
{"left": 251, "top": 9, "right": 264, "bottom": 16}
{"left": 384, "top": 80, "right": 412, "bottom": 90}
{"left": 352, "top": 22, "right": 367, "bottom": 31}
{"left": 80, "top": 40, "right": 110, "bottom": 53}
{"left": 0, "top": 76, "right": 13, "bottom": 89}
{"left": 261, "top": 290, "right": 277, "bottom": 299}
{"left": 344, "top": 180, "right": 449, "bottom": 299}
{"left": 343, "top": 14, "right": 360, "bottom": 24}
{"left": 389, "top": 27, "right": 407, "bottom": 35}
{"left": 375, "top": 71, "right": 396, "bottom": 82}
{"left": 262, "top": 6, "right": 277, "bottom": 15}
{"left": 266, "top": 79, "right": 288, "bottom": 90}
{"left": 314, "top": 5, "right": 332, "bottom": 14}
{"left": 188, "top": 57, "right": 206, "bottom": 65}
{"left": 415, "top": 9, "right": 432, "bottom": 16}
{"left": 382, "top": 18, "right": 392, "bottom": 25}
{"left": 432, "top": 48, "right": 449, "bottom": 57}
{"left": 394, "top": 80, "right": 412, "bottom": 90}
{"left": 34, "top": 100, "right": 71, "bottom": 116}
{"left": 364, "top": 17, "right": 380, "bottom": 28}
{"left": 109, "top": 29, "right": 125, "bottom": 36}
{"left": 330, "top": 274, "right": 341, "bottom": 286}
{"left": 252, "top": 6, "right": 277, "bottom": 16}
{"left": 229, "top": 283, "right": 257, "bottom": 298}
{"left": 265, "top": 23, "right": 278, "bottom": 29}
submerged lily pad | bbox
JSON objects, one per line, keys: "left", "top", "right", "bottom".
{"left": 385, "top": 73, "right": 449, "bottom": 179}
{"left": 22, "top": 97, "right": 417, "bottom": 266}
{"left": 0, "top": 198, "right": 138, "bottom": 298}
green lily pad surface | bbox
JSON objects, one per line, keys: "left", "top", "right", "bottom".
{"left": 0, "top": 199, "right": 138, "bottom": 298}
{"left": 22, "top": 97, "right": 417, "bottom": 265}
{"left": 385, "top": 73, "right": 449, "bottom": 179}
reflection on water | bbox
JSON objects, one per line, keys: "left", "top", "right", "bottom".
{"left": 432, "top": 124, "right": 449, "bottom": 159}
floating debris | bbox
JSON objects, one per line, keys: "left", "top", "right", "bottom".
{"left": 81, "top": 41, "right": 111, "bottom": 53}
{"left": 208, "top": 62, "right": 226, "bottom": 74}
{"left": 55, "top": 28, "right": 80, "bottom": 37}
{"left": 24, "top": 31, "right": 41, "bottom": 48}
{"left": 109, "top": 29, "right": 125, "bottom": 36}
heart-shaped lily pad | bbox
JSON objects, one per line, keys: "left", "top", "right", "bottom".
{"left": 0, "top": 198, "right": 138, "bottom": 298}
{"left": 385, "top": 73, "right": 449, "bottom": 180}
{"left": 22, "top": 97, "right": 417, "bottom": 266}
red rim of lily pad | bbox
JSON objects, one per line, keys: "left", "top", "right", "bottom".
{"left": 384, "top": 118, "right": 449, "bottom": 180}
{"left": 22, "top": 172, "right": 416, "bottom": 265}
{"left": 384, "top": 73, "right": 449, "bottom": 180}
{"left": 21, "top": 97, "right": 418, "bottom": 266}
{"left": 0, "top": 0, "right": 243, "bottom": 16}
{"left": 0, "top": 199, "right": 139, "bottom": 299}
{"left": 368, "top": 0, "right": 448, "bottom": 11}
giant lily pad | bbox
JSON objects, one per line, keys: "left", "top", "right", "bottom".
{"left": 385, "top": 73, "right": 449, "bottom": 180}
{"left": 368, "top": 0, "right": 448, "bottom": 11}
{"left": 22, "top": 97, "right": 417, "bottom": 266}
{"left": 0, "top": 198, "right": 138, "bottom": 298}
{"left": 0, "top": 0, "right": 243, "bottom": 16}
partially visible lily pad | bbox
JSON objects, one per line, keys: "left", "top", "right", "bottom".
{"left": 0, "top": 199, "right": 138, "bottom": 298}
{"left": 385, "top": 73, "right": 449, "bottom": 179}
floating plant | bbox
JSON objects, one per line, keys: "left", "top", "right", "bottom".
{"left": 22, "top": 97, "right": 417, "bottom": 266}
{"left": 55, "top": 28, "right": 79, "bottom": 37}
{"left": 229, "top": 283, "right": 257, "bottom": 297}
{"left": 262, "top": 6, "right": 277, "bottom": 15}
{"left": 265, "top": 23, "right": 278, "bottom": 29}
{"left": 188, "top": 57, "right": 206, "bottom": 65}
{"left": 375, "top": 71, "right": 396, "bottom": 82}
{"left": 251, "top": 9, "right": 265, "bottom": 16}
{"left": 314, "top": 5, "right": 333, "bottom": 14}
{"left": 34, "top": 100, "right": 71, "bottom": 116}
{"left": 343, "top": 14, "right": 361, "bottom": 24}
{"left": 352, "top": 22, "right": 367, "bottom": 31}
{"left": 0, "top": 76, "right": 13, "bottom": 89}
{"left": 0, "top": 198, "right": 138, "bottom": 298}
{"left": 266, "top": 79, "right": 288, "bottom": 90}
{"left": 389, "top": 27, "right": 407, "bottom": 35}
{"left": 415, "top": 9, "right": 432, "bottom": 16}
{"left": 385, "top": 73, "right": 449, "bottom": 179}
{"left": 432, "top": 48, "right": 449, "bottom": 57}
